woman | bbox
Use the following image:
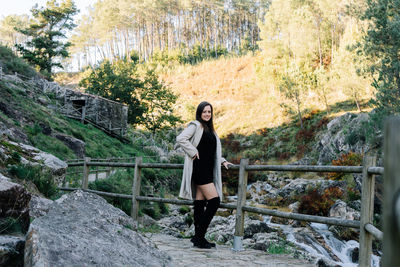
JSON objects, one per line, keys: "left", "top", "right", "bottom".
{"left": 176, "top": 101, "right": 231, "bottom": 249}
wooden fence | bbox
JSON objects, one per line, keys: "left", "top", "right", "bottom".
{"left": 60, "top": 117, "right": 400, "bottom": 267}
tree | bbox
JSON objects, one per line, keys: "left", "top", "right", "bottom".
{"left": 279, "top": 63, "right": 308, "bottom": 129}
{"left": 358, "top": 0, "right": 400, "bottom": 116}
{"left": 16, "top": 0, "right": 77, "bottom": 77}
{"left": 140, "top": 69, "right": 181, "bottom": 133}
{"left": 79, "top": 58, "right": 181, "bottom": 132}
{"left": 79, "top": 60, "right": 145, "bottom": 125}
{"left": 0, "top": 15, "right": 29, "bottom": 50}
{"left": 332, "top": 19, "right": 371, "bottom": 112}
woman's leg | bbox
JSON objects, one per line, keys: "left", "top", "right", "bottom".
{"left": 194, "top": 183, "right": 220, "bottom": 247}
{"left": 192, "top": 186, "right": 207, "bottom": 245}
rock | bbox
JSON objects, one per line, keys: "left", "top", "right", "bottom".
{"left": 29, "top": 195, "right": 53, "bottom": 220}
{"left": 38, "top": 122, "right": 52, "bottom": 135}
{"left": 0, "top": 174, "right": 31, "bottom": 232}
{"left": 8, "top": 141, "right": 67, "bottom": 186}
{"left": 314, "top": 113, "right": 370, "bottom": 165}
{"left": 37, "top": 96, "right": 48, "bottom": 105}
{"left": 350, "top": 247, "right": 359, "bottom": 263}
{"left": 158, "top": 214, "right": 189, "bottom": 232}
{"left": 0, "top": 124, "right": 29, "bottom": 144}
{"left": 0, "top": 235, "right": 24, "bottom": 267}
{"left": 244, "top": 221, "right": 277, "bottom": 238}
{"left": 270, "top": 216, "right": 290, "bottom": 225}
{"left": 138, "top": 214, "right": 157, "bottom": 227}
{"left": 328, "top": 225, "right": 359, "bottom": 241}
{"left": 24, "top": 190, "right": 172, "bottom": 267}
{"left": 289, "top": 201, "right": 300, "bottom": 213}
{"left": 316, "top": 258, "right": 341, "bottom": 267}
{"left": 328, "top": 200, "right": 360, "bottom": 241}
{"left": 251, "top": 232, "right": 282, "bottom": 251}
{"left": 247, "top": 180, "right": 279, "bottom": 203}
{"left": 329, "top": 200, "right": 360, "bottom": 221}
{"left": 53, "top": 133, "right": 85, "bottom": 158}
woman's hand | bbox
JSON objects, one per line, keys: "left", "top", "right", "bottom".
{"left": 192, "top": 153, "right": 199, "bottom": 160}
{"left": 222, "top": 161, "right": 232, "bottom": 169}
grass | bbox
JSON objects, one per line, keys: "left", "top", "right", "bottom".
{"left": 0, "top": 45, "right": 36, "bottom": 78}
{"left": 267, "top": 241, "right": 293, "bottom": 254}
{"left": 138, "top": 224, "right": 162, "bottom": 233}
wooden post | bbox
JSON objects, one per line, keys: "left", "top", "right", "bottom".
{"left": 131, "top": 157, "right": 142, "bottom": 221}
{"left": 82, "top": 157, "right": 91, "bottom": 189}
{"left": 382, "top": 117, "right": 400, "bottom": 267}
{"left": 359, "top": 155, "right": 376, "bottom": 267}
{"left": 95, "top": 166, "right": 99, "bottom": 181}
{"left": 233, "top": 158, "right": 249, "bottom": 251}
{"left": 106, "top": 158, "right": 111, "bottom": 178}
{"left": 81, "top": 105, "right": 86, "bottom": 123}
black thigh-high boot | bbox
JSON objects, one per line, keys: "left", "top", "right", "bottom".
{"left": 193, "top": 196, "right": 220, "bottom": 248}
{"left": 191, "top": 200, "right": 206, "bottom": 244}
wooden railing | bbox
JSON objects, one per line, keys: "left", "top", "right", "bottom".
{"left": 59, "top": 117, "right": 400, "bottom": 267}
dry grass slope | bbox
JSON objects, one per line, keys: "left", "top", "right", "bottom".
{"left": 162, "top": 54, "right": 370, "bottom": 136}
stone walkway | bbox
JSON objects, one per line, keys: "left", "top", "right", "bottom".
{"left": 146, "top": 233, "right": 315, "bottom": 267}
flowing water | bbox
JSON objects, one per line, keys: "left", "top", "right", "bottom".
{"left": 263, "top": 216, "right": 381, "bottom": 266}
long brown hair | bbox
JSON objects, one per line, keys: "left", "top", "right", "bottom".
{"left": 196, "top": 101, "right": 215, "bottom": 132}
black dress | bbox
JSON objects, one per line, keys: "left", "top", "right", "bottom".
{"left": 192, "top": 130, "right": 216, "bottom": 185}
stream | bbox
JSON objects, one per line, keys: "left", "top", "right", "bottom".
{"left": 264, "top": 216, "right": 381, "bottom": 266}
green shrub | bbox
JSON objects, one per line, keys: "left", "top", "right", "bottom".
{"left": 25, "top": 123, "right": 42, "bottom": 136}
{"left": 0, "top": 45, "right": 36, "bottom": 77}
{"left": 184, "top": 214, "right": 193, "bottom": 226}
{"left": 267, "top": 241, "right": 292, "bottom": 254}
{"left": 89, "top": 170, "right": 132, "bottom": 215}
{"left": 178, "top": 205, "right": 191, "bottom": 215}
{"left": 346, "top": 187, "right": 361, "bottom": 202}
{"left": 7, "top": 164, "right": 58, "bottom": 198}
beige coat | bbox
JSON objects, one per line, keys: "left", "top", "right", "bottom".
{"left": 175, "top": 120, "right": 225, "bottom": 200}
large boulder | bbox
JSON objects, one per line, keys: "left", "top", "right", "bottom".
{"left": 28, "top": 195, "right": 53, "bottom": 220}
{"left": 24, "top": 190, "right": 172, "bottom": 267}
{"left": 0, "top": 174, "right": 31, "bottom": 232}
{"left": 53, "top": 133, "right": 85, "bottom": 158}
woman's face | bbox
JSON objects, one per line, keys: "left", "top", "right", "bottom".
{"left": 201, "top": 105, "right": 212, "bottom": 122}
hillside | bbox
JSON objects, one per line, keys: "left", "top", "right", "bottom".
{"left": 161, "top": 54, "right": 372, "bottom": 136}
{"left": 0, "top": 46, "right": 182, "bottom": 215}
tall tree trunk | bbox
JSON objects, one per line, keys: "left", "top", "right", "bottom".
{"left": 354, "top": 93, "right": 362, "bottom": 112}
{"left": 296, "top": 97, "right": 303, "bottom": 129}
{"left": 317, "top": 19, "right": 323, "bottom": 67}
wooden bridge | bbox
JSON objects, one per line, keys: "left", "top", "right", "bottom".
{"left": 61, "top": 117, "right": 400, "bottom": 267}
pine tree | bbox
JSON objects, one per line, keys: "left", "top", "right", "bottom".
{"left": 16, "top": 0, "right": 77, "bottom": 78}
{"left": 359, "top": 0, "right": 400, "bottom": 116}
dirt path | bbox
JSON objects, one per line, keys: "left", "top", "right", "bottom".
{"left": 146, "top": 233, "right": 315, "bottom": 267}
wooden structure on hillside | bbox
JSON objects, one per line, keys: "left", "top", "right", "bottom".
{"left": 0, "top": 66, "right": 129, "bottom": 140}
{"left": 57, "top": 90, "right": 128, "bottom": 139}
